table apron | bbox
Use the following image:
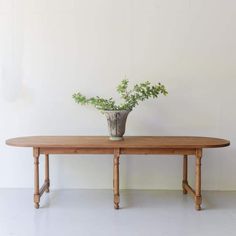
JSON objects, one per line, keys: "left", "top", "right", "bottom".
{"left": 39, "top": 147, "right": 197, "bottom": 155}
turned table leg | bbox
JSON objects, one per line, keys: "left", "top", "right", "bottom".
{"left": 195, "top": 149, "right": 202, "bottom": 210}
{"left": 45, "top": 154, "right": 50, "bottom": 193}
{"left": 33, "top": 148, "right": 40, "bottom": 209}
{"left": 113, "top": 149, "right": 120, "bottom": 209}
{"left": 182, "top": 155, "right": 188, "bottom": 194}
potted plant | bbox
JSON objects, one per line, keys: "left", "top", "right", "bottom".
{"left": 73, "top": 79, "right": 168, "bottom": 140}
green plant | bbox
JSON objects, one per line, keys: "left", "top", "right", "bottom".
{"left": 72, "top": 79, "right": 168, "bottom": 111}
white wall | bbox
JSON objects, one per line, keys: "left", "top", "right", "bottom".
{"left": 0, "top": 0, "right": 235, "bottom": 190}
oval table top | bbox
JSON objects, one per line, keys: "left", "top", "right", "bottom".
{"left": 6, "top": 136, "right": 230, "bottom": 149}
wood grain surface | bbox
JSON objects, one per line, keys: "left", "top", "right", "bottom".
{"left": 6, "top": 136, "right": 230, "bottom": 149}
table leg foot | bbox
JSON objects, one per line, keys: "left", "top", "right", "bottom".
{"left": 195, "top": 204, "right": 201, "bottom": 211}
{"left": 34, "top": 194, "right": 40, "bottom": 209}
{"left": 195, "top": 195, "right": 202, "bottom": 211}
{"left": 182, "top": 181, "right": 188, "bottom": 194}
{"left": 114, "top": 194, "right": 120, "bottom": 209}
{"left": 114, "top": 203, "right": 119, "bottom": 209}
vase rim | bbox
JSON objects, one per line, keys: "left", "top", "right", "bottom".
{"left": 101, "top": 109, "right": 131, "bottom": 113}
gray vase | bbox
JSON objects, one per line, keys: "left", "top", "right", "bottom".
{"left": 103, "top": 110, "right": 131, "bottom": 141}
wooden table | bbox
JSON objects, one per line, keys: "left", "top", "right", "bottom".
{"left": 6, "top": 136, "right": 230, "bottom": 210}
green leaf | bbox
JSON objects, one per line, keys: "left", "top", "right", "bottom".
{"left": 73, "top": 79, "right": 168, "bottom": 111}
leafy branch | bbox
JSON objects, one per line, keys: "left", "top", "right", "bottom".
{"left": 72, "top": 79, "right": 168, "bottom": 111}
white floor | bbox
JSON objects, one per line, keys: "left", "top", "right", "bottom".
{"left": 0, "top": 189, "right": 236, "bottom": 236}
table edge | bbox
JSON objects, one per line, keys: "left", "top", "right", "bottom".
{"left": 5, "top": 136, "right": 230, "bottom": 149}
